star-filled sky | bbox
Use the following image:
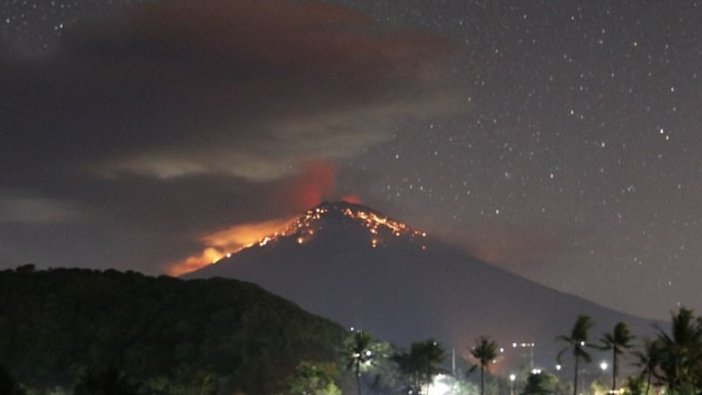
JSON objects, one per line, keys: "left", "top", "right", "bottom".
{"left": 2, "top": 0, "right": 701, "bottom": 320}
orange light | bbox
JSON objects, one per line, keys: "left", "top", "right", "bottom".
{"left": 168, "top": 202, "right": 429, "bottom": 276}
{"left": 167, "top": 216, "right": 297, "bottom": 276}
{"left": 167, "top": 247, "right": 226, "bottom": 277}
{"left": 341, "top": 194, "right": 363, "bottom": 204}
{"left": 203, "top": 218, "right": 297, "bottom": 249}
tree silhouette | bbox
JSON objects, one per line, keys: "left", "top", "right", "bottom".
{"left": 344, "top": 331, "right": 375, "bottom": 395}
{"left": 600, "top": 321, "right": 635, "bottom": 392}
{"left": 633, "top": 339, "right": 663, "bottom": 395}
{"left": 623, "top": 376, "right": 645, "bottom": 395}
{"left": 394, "top": 339, "right": 445, "bottom": 394}
{"left": 521, "top": 372, "right": 554, "bottom": 395}
{"left": 655, "top": 308, "right": 702, "bottom": 395}
{"left": 469, "top": 336, "right": 499, "bottom": 395}
{"left": 557, "top": 315, "right": 595, "bottom": 395}
{"left": 286, "top": 360, "right": 341, "bottom": 395}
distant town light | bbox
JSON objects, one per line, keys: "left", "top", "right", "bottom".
{"left": 600, "top": 361, "right": 608, "bottom": 371}
{"left": 428, "top": 374, "right": 452, "bottom": 395}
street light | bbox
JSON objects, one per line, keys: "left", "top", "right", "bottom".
{"left": 509, "top": 374, "right": 516, "bottom": 395}
{"left": 511, "top": 341, "right": 536, "bottom": 369}
{"left": 600, "top": 361, "right": 608, "bottom": 372}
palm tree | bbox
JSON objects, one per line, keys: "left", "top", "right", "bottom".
{"left": 469, "top": 336, "right": 499, "bottom": 395}
{"left": 394, "top": 339, "right": 445, "bottom": 394}
{"left": 600, "top": 321, "right": 635, "bottom": 392}
{"left": 633, "top": 338, "right": 663, "bottom": 395}
{"left": 557, "top": 315, "right": 595, "bottom": 395}
{"left": 344, "top": 331, "right": 375, "bottom": 395}
{"left": 521, "top": 372, "right": 554, "bottom": 395}
{"left": 655, "top": 307, "right": 702, "bottom": 395}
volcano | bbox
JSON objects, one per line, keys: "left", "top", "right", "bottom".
{"left": 186, "top": 201, "right": 658, "bottom": 368}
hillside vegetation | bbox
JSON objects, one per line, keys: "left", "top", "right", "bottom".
{"left": 0, "top": 266, "right": 346, "bottom": 394}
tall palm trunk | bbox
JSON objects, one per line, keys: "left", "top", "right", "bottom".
{"left": 355, "top": 363, "right": 362, "bottom": 395}
{"left": 573, "top": 355, "right": 580, "bottom": 395}
{"left": 612, "top": 348, "right": 618, "bottom": 392}
{"left": 480, "top": 365, "right": 485, "bottom": 395}
{"left": 645, "top": 371, "right": 652, "bottom": 395}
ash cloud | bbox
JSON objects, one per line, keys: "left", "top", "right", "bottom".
{"left": 2, "top": 0, "right": 457, "bottom": 181}
{"left": 0, "top": 0, "right": 458, "bottom": 272}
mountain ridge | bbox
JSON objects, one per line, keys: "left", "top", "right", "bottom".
{"left": 187, "top": 201, "right": 661, "bottom": 369}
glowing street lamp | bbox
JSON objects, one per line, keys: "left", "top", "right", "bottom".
{"left": 600, "top": 361, "right": 608, "bottom": 372}
{"left": 511, "top": 341, "right": 536, "bottom": 369}
{"left": 509, "top": 374, "right": 516, "bottom": 395}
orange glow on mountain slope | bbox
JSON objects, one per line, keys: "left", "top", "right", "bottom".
{"left": 167, "top": 217, "right": 297, "bottom": 276}
{"left": 168, "top": 161, "right": 336, "bottom": 277}
{"left": 341, "top": 194, "right": 363, "bottom": 204}
{"left": 341, "top": 207, "right": 426, "bottom": 241}
{"left": 203, "top": 217, "right": 298, "bottom": 250}
{"left": 168, "top": 201, "right": 429, "bottom": 276}
{"left": 167, "top": 247, "right": 226, "bottom": 277}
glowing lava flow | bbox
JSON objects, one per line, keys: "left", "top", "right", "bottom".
{"left": 169, "top": 202, "right": 428, "bottom": 276}
{"left": 342, "top": 207, "right": 426, "bottom": 240}
{"left": 285, "top": 203, "right": 428, "bottom": 249}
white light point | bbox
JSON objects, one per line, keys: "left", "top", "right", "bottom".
{"left": 428, "top": 374, "right": 452, "bottom": 395}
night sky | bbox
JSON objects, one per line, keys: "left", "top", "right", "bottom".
{"left": 2, "top": 0, "right": 702, "bottom": 320}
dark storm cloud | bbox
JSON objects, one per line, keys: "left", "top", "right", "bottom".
{"left": 2, "top": 0, "right": 456, "bottom": 181}
{"left": 0, "top": 0, "right": 458, "bottom": 271}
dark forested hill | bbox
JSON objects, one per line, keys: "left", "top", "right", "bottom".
{"left": 0, "top": 266, "right": 346, "bottom": 394}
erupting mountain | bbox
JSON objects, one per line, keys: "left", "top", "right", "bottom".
{"left": 187, "top": 201, "right": 657, "bottom": 367}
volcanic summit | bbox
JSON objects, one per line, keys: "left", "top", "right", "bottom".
{"left": 187, "top": 201, "right": 657, "bottom": 366}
